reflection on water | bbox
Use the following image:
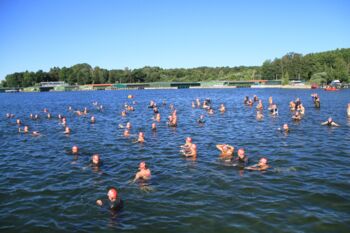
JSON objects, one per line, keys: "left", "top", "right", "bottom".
{"left": 0, "top": 89, "right": 350, "bottom": 232}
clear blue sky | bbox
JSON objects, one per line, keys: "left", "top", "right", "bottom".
{"left": 0, "top": 0, "right": 349, "bottom": 80}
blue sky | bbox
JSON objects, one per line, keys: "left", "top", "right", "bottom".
{"left": 0, "top": 0, "right": 349, "bottom": 80}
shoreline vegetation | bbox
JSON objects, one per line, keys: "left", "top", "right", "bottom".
{"left": 1, "top": 48, "right": 349, "bottom": 92}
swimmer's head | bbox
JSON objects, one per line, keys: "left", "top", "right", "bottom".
{"left": 91, "top": 116, "right": 95, "bottom": 123}
{"left": 238, "top": 148, "right": 245, "bottom": 157}
{"left": 328, "top": 117, "right": 333, "bottom": 122}
{"left": 223, "top": 145, "right": 228, "bottom": 151}
{"left": 16, "top": 119, "right": 21, "bottom": 125}
{"left": 186, "top": 137, "right": 192, "bottom": 143}
{"left": 259, "top": 157, "right": 268, "bottom": 165}
{"left": 152, "top": 123, "right": 156, "bottom": 129}
{"left": 139, "top": 132, "right": 144, "bottom": 137}
{"left": 139, "top": 161, "right": 147, "bottom": 170}
{"left": 72, "top": 145, "right": 79, "bottom": 154}
{"left": 92, "top": 154, "right": 100, "bottom": 164}
{"left": 108, "top": 188, "right": 118, "bottom": 200}
{"left": 24, "top": 126, "right": 29, "bottom": 133}
{"left": 283, "top": 123, "right": 289, "bottom": 130}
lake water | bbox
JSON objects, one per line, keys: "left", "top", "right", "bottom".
{"left": 0, "top": 88, "right": 349, "bottom": 232}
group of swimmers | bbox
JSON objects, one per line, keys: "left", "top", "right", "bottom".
{"left": 6, "top": 92, "right": 350, "bottom": 212}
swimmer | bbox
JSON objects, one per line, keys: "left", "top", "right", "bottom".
{"left": 192, "top": 101, "right": 196, "bottom": 108}
{"left": 151, "top": 123, "right": 157, "bottom": 131}
{"left": 64, "top": 126, "right": 71, "bottom": 134}
{"left": 289, "top": 101, "right": 296, "bottom": 111}
{"left": 68, "top": 106, "right": 72, "bottom": 111}
{"left": 91, "top": 154, "right": 102, "bottom": 166}
{"left": 43, "top": 108, "right": 48, "bottom": 113}
{"left": 90, "top": 116, "right": 96, "bottom": 124}
{"left": 244, "top": 96, "right": 249, "bottom": 105}
{"left": 233, "top": 148, "right": 248, "bottom": 166}
{"left": 269, "top": 103, "right": 278, "bottom": 116}
{"left": 256, "top": 111, "right": 264, "bottom": 120}
{"left": 83, "top": 107, "right": 88, "bottom": 115}
{"left": 61, "top": 117, "right": 67, "bottom": 126}
{"left": 153, "top": 107, "right": 159, "bottom": 114}
{"left": 292, "top": 111, "right": 302, "bottom": 121}
{"left": 208, "top": 108, "right": 214, "bottom": 115}
{"left": 295, "top": 98, "right": 301, "bottom": 109}
{"left": 133, "top": 161, "right": 151, "bottom": 182}
{"left": 321, "top": 117, "right": 339, "bottom": 127}
{"left": 16, "top": 119, "right": 21, "bottom": 125}
{"left": 268, "top": 96, "right": 273, "bottom": 106}
{"left": 180, "top": 137, "right": 197, "bottom": 158}
{"left": 312, "top": 94, "right": 321, "bottom": 108}
{"left": 219, "top": 104, "right": 226, "bottom": 113}
{"left": 298, "top": 104, "right": 305, "bottom": 115}
{"left": 254, "top": 95, "right": 259, "bottom": 102}
{"left": 72, "top": 145, "right": 79, "bottom": 154}
{"left": 96, "top": 187, "right": 123, "bottom": 211}
{"left": 121, "top": 111, "right": 126, "bottom": 117}
{"left": 245, "top": 157, "right": 269, "bottom": 171}
{"left": 216, "top": 144, "right": 234, "bottom": 160}
{"left": 18, "top": 125, "right": 29, "bottom": 133}
{"left": 47, "top": 113, "right": 51, "bottom": 119}
{"left": 256, "top": 100, "right": 263, "bottom": 111}
{"left": 155, "top": 113, "right": 161, "bottom": 122}
{"left": 167, "top": 116, "right": 177, "bottom": 127}
{"left": 197, "top": 114, "right": 206, "bottom": 124}
{"left": 347, "top": 103, "right": 350, "bottom": 117}
{"left": 196, "top": 98, "right": 201, "bottom": 107}
{"left": 6, "top": 113, "right": 15, "bottom": 118}
{"left": 148, "top": 100, "right": 156, "bottom": 108}
{"left": 123, "top": 129, "right": 130, "bottom": 137}
{"left": 136, "top": 132, "right": 145, "bottom": 143}
{"left": 126, "top": 122, "right": 131, "bottom": 129}
{"left": 278, "top": 123, "right": 289, "bottom": 133}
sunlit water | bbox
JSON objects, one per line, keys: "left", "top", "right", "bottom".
{"left": 0, "top": 88, "right": 349, "bottom": 232}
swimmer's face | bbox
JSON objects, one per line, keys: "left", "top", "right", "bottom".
{"left": 283, "top": 124, "right": 288, "bottom": 130}
{"left": 92, "top": 155, "right": 100, "bottom": 164}
{"left": 108, "top": 190, "right": 117, "bottom": 200}
{"left": 139, "top": 162, "right": 146, "bottom": 170}
{"left": 72, "top": 146, "right": 78, "bottom": 154}
{"left": 259, "top": 158, "right": 267, "bottom": 165}
{"left": 238, "top": 149, "right": 245, "bottom": 158}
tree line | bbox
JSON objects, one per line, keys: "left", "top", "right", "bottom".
{"left": 1, "top": 48, "right": 349, "bottom": 88}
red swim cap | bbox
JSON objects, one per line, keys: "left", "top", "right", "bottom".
{"left": 108, "top": 188, "right": 118, "bottom": 199}
{"left": 186, "top": 137, "right": 192, "bottom": 142}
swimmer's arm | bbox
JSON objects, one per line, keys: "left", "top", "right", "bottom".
{"left": 321, "top": 121, "right": 328, "bottom": 125}
{"left": 245, "top": 164, "right": 258, "bottom": 170}
{"left": 133, "top": 173, "right": 140, "bottom": 182}
{"left": 216, "top": 144, "right": 224, "bottom": 151}
{"left": 332, "top": 122, "right": 340, "bottom": 126}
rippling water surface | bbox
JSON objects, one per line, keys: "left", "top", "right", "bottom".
{"left": 0, "top": 88, "right": 349, "bottom": 232}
